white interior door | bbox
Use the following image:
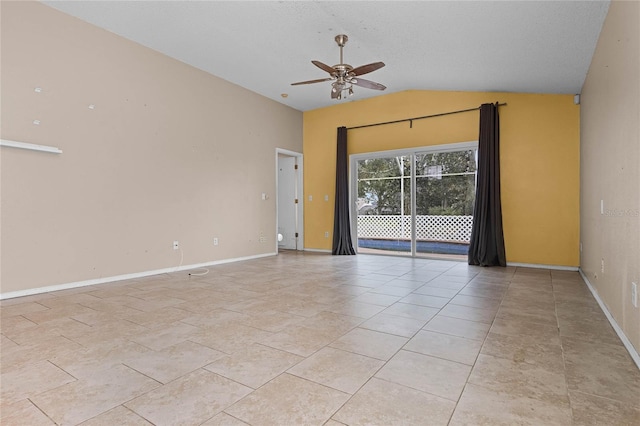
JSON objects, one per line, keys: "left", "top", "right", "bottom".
{"left": 277, "top": 155, "right": 298, "bottom": 250}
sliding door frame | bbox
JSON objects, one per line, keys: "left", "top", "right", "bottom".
{"left": 350, "top": 141, "right": 478, "bottom": 257}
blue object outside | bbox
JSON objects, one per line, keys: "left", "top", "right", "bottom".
{"left": 358, "top": 239, "right": 469, "bottom": 255}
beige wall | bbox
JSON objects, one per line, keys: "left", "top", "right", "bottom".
{"left": 0, "top": 2, "right": 302, "bottom": 294}
{"left": 581, "top": 0, "right": 640, "bottom": 353}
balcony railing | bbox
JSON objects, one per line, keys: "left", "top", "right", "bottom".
{"left": 357, "top": 214, "right": 473, "bottom": 243}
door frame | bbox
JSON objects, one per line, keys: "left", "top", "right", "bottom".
{"left": 349, "top": 141, "right": 477, "bottom": 257}
{"left": 275, "top": 148, "right": 304, "bottom": 253}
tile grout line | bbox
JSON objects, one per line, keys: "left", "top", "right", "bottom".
{"left": 552, "top": 273, "right": 576, "bottom": 424}
{"left": 445, "top": 265, "right": 515, "bottom": 425}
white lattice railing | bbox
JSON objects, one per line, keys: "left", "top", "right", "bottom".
{"left": 357, "top": 215, "right": 473, "bottom": 243}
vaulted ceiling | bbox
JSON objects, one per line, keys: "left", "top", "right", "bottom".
{"left": 43, "top": 1, "right": 610, "bottom": 111}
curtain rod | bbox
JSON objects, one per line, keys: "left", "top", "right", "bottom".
{"left": 347, "top": 102, "right": 507, "bottom": 130}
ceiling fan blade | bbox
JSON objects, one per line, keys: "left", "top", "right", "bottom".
{"left": 352, "top": 78, "right": 386, "bottom": 91}
{"left": 350, "top": 61, "right": 385, "bottom": 76}
{"left": 291, "top": 77, "right": 333, "bottom": 86}
{"left": 312, "top": 60, "right": 336, "bottom": 74}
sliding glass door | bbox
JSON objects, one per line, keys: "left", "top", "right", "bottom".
{"left": 352, "top": 143, "right": 477, "bottom": 259}
{"left": 414, "top": 149, "right": 477, "bottom": 259}
{"left": 355, "top": 155, "right": 412, "bottom": 256}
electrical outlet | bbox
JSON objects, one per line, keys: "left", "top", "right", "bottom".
{"left": 173, "top": 240, "right": 179, "bottom": 250}
{"left": 324, "top": 231, "right": 329, "bottom": 238}
{"left": 213, "top": 237, "right": 219, "bottom": 246}
{"left": 632, "top": 282, "right": 638, "bottom": 308}
{"left": 601, "top": 259, "right": 605, "bottom": 274}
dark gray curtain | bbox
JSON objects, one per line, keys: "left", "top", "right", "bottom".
{"left": 468, "top": 103, "right": 506, "bottom": 266}
{"left": 332, "top": 126, "right": 356, "bottom": 255}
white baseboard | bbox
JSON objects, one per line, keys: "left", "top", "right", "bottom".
{"left": 579, "top": 269, "right": 640, "bottom": 370}
{"left": 0, "top": 252, "right": 276, "bottom": 300}
{"left": 507, "top": 262, "right": 579, "bottom": 271}
{"left": 303, "top": 248, "right": 332, "bottom": 254}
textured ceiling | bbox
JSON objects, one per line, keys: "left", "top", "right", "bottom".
{"left": 42, "top": 1, "right": 610, "bottom": 112}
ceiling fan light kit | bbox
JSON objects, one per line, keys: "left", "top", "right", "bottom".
{"left": 291, "top": 34, "right": 386, "bottom": 100}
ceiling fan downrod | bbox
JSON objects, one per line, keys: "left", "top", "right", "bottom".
{"left": 335, "top": 34, "right": 348, "bottom": 65}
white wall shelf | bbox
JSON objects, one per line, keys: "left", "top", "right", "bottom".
{"left": 0, "top": 139, "right": 62, "bottom": 154}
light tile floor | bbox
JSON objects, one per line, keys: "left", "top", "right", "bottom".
{"left": 1, "top": 252, "right": 639, "bottom": 425}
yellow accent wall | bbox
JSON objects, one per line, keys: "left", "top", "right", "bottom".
{"left": 303, "top": 90, "right": 580, "bottom": 267}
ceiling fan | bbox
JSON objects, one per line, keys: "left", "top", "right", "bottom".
{"left": 291, "top": 34, "right": 386, "bottom": 100}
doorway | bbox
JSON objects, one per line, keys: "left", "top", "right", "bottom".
{"left": 276, "top": 149, "right": 303, "bottom": 252}
{"left": 351, "top": 142, "right": 477, "bottom": 259}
